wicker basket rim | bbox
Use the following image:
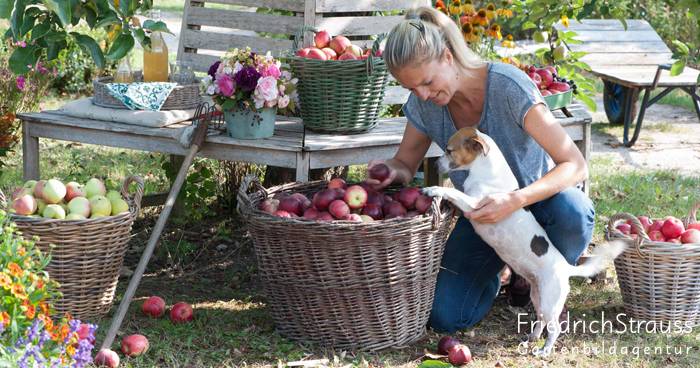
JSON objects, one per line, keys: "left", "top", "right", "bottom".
{"left": 0, "top": 175, "right": 144, "bottom": 225}
{"left": 93, "top": 76, "right": 201, "bottom": 89}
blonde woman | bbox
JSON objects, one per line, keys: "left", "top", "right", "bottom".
{"left": 365, "top": 7, "right": 594, "bottom": 332}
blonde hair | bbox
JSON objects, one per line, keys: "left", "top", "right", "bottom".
{"left": 384, "top": 7, "right": 483, "bottom": 72}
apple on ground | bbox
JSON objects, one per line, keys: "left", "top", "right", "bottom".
{"left": 142, "top": 296, "right": 166, "bottom": 318}
{"left": 121, "top": 334, "right": 149, "bottom": 357}
{"left": 170, "top": 302, "right": 194, "bottom": 323}
{"left": 448, "top": 344, "right": 472, "bottom": 365}
{"left": 94, "top": 349, "right": 120, "bottom": 368}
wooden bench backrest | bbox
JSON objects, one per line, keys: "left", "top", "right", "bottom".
{"left": 556, "top": 19, "right": 673, "bottom": 69}
{"left": 177, "top": 0, "right": 430, "bottom": 105}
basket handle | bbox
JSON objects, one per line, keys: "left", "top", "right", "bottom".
{"left": 291, "top": 25, "right": 318, "bottom": 53}
{"left": 607, "top": 212, "right": 651, "bottom": 258}
{"left": 237, "top": 175, "right": 267, "bottom": 214}
{"left": 120, "top": 175, "right": 145, "bottom": 214}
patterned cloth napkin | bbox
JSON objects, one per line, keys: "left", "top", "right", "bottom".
{"left": 105, "top": 82, "right": 178, "bottom": 111}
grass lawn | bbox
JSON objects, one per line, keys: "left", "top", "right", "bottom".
{"left": 1, "top": 133, "right": 699, "bottom": 367}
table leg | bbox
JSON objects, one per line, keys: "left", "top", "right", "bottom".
{"left": 423, "top": 157, "right": 441, "bottom": 186}
{"left": 22, "top": 122, "right": 40, "bottom": 181}
{"left": 626, "top": 87, "right": 651, "bottom": 147}
{"left": 295, "top": 152, "right": 310, "bottom": 182}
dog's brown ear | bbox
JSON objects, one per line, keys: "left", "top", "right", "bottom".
{"left": 464, "top": 136, "right": 490, "bottom": 156}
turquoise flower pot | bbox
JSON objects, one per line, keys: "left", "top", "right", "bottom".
{"left": 224, "top": 107, "right": 276, "bottom": 139}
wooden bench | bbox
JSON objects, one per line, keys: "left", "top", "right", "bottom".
{"left": 557, "top": 19, "right": 700, "bottom": 147}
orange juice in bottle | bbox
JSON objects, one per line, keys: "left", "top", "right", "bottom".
{"left": 143, "top": 30, "right": 169, "bottom": 82}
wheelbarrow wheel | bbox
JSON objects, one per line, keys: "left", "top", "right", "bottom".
{"left": 603, "top": 81, "right": 639, "bottom": 125}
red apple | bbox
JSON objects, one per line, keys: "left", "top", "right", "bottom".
{"left": 616, "top": 223, "right": 632, "bottom": 235}
{"left": 437, "top": 335, "right": 460, "bottom": 355}
{"left": 314, "top": 30, "right": 331, "bottom": 49}
{"left": 329, "top": 35, "right": 352, "bottom": 55}
{"left": 333, "top": 188, "right": 346, "bottom": 200}
{"left": 343, "top": 213, "right": 363, "bottom": 222}
{"left": 681, "top": 229, "right": 700, "bottom": 244}
{"left": 303, "top": 207, "right": 320, "bottom": 220}
{"left": 258, "top": 198, "right": 279, "bottom": 214}
{"left": 667, "top": 237, "right": 682, "bottom": 244}
{"left": 338, "top": 52, "right": 358, "bottom": 61}
{"left": 535, "top": 68, "right": 553, "bottom": 88}
{"left": 170, "top": 302, "right": 194, "bottom": 323}
{"left": 397, "top": 187, "right": 421, "bottom": 210}
{"left": 361, "top": 204, "right": 383, "bottom": 220}
{"left": 121, "top": 334, "right": 149, "bottom": 357}
{"left": 279, "top": 196, "right": 303, "bottom": 216}
{"left": 33, "top": 180, "right": 46, "bottom": 199}
{"left": 274, "top": 210, "right": 292, "bottom": 218}
{"left": 649, "top": 220, "right": 664, "bottom": 233}
{"left": 687, "top": 223, "right": 700, "bottom": 231}
{"left": 406, "top": 210, "right": 420, "bottom": 217}
{"left": 540, "top": 90, "right": 552, "bottom": 96}
{"left": 366, "top": 191, "right": 385, "bottom": 207}
{"left": 312, "top": 189, "right": 337, "bottom": 211}
{"left": 76, "top": 323, "right": 95, "bottom": 344}
{"left": 344, "top": 185, "right": 368, "bottom": 209}
{"left": 548, "top": 81, "right": 571, "bottom": 92}
{"left": 369, "top": 163, "right": 391, "bottom": 182}
{"left": 648, "top": 230, "right": 665, "bottom": 241}
{"left": 306, "top": 48, "right": 327, "bottom": 60}
{"left": 345, "top": 44, "right": 363, "bottom": 58}
{"left": 317, "top": 211, "right": 334, "bottom": 221}
{"left": 415, "top": 195, "right": 432, "bottom": 214}
{"left": 142, "top": 296, "right": 166, "bottom": 318}
{"left": 296, "top": 48, "right": 311, "bottom": 58}
{"left": 662, "top": 217, "right": 685, "bottom": 239}
{"left": 628, "top": 216, "right": 652, "bottom": 234}
{"left": 328, "top": 178, "right": 347, "bottom": 189}
{"left": 448, "top": 344, "right": 472, "bottom": 365}
{"left": 383, "top": 201, "right": 407, "bottom": 219}
{"left": 64, "top": 181, "right": 86, "bottom": 202}
{"left": 328, "top": 199, "right": 350, "bottom": 219}
{"left": 289, "top": 193, "right": 311, "bottom": 211}
{"left": 94, "top": 348, "right": 120, "bottom": 368}
{"left": 321, "top": 47, "right": 337, "bottom": 60}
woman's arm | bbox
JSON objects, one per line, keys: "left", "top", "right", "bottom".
{"left": 466, "top": 103, "right": 587, "bottom": 223}
{"left": 366, "top": 123, "right": 432, "bottom": 190}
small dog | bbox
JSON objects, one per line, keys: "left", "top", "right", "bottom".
{"left": 422, "top": 127, "right": 625, "bottom": 357}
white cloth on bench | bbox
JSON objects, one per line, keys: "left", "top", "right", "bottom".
{"left": 57, "top": 98, "right": 196, "bottom": 127}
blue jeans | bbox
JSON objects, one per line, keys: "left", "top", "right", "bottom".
{"left": 428, "top": 187, "right": 595, "bottom": 333}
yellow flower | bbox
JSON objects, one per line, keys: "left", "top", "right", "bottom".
{"left": 464, "top": 26, "right": 480, "bottom": 43}
{"left": 501, "top": 34, "right": 516, "bottom": 48}
{"left": 17, "top": 247, "right": 26, "bottom": 257}
{"left": 11, "top": 283, "right": 27, "bottom": 299}
{"left": 8, "top": 262, "right": 22, "bottom": 278}
{"left": 475, "top": 9, "right": 489, "bottom": 26}
{"left": 488, "top": 24, "right": 503, "bottom": 40}
{"left": 39, "top": 302, "right": 50, "bottom": 316}
{"left": 449, "top": 0, "right": 462, "bottom": 16}
{"left": 561, "top": 15, "right": 570, "bottom": 28}
{"left": 497, "top": 8, "right": 513, "bottom": 18}
{"left": 0, "top": 273, "right": 11, "bottom": 289}
{"left": 486, "top": 3, "right": 496, "bottom": 19}
{"left": 66, "top": 344, "right": 76, "bottom": 357}
{"left": 435, "top": 0, "right": 447, "bottom": 12}
{"left": 0, "top": 311, "right": 9, "bottom": 327}
{"left": 22, "top": 300, "right": 36, "bottom": 319}
{"left": 461, "top": 0, "right": 476, "bottom": 14}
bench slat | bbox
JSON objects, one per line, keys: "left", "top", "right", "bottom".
{"left": 187, "top": 7, "right": 303, "bottom": 35}
{"left": 572, "top": 30, "right": 664, "bottom": 43}
{"left": 315, "top": 15, "right": 404, "bottom": 36}
{"left": 564, "top": 19, "right": 654, "bottom": 31}
{"left": 579, "top": 52, "right": 673, "bottom": 67}
{"left": 569, "top": 41, "right": 670, "bottom": 54}
{"left": 182, "top": 29, "right": 293, "bottom": 55}
{"left": 202, "top": 0, "right": 305, "bottom": 12}
{"left": 316, "top": 0, "right": 428, "bottom": 13}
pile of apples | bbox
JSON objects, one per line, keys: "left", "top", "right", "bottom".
{"left": 93, "top": 297, "right": 194, "bottom": 367}
{"left": 436, "top": 335, "right": 472, "bottom": 365}
{"left": 520, "top": 64, "right": 577, "bottom": 97}
{"left": 294, "top": 30, "right": 383, "bottom": 61}
{"left": 615, "top": 215, "right": 700, "bottom": 244}
{"left": 7, "top": 178, "right": 130, "bottom": 220}
{"left": 257, "top": 164, "right": 433, "bottom": 222}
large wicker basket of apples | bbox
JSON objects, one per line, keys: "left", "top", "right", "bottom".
{"left": 1, "top": 176, "right": 143, "bottom": 320}
{"left": 607, "top": 202, "right": 700, "bottom": 327}
{"left": 237, "top": 168, "right": 457, "bottom": 351}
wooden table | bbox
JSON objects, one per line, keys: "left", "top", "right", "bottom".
{"left": 19, "top": 104, "right": 592, "bottom": 190}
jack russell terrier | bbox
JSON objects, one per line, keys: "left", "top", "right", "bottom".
{"left": 422, "top": 127, "right": 625, "bottom": 357}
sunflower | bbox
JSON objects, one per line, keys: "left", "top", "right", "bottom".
{"left": 474, "top": 9, "right": 489, "bottom": 26}
{"left": 461, "top": 0, "right": 476, "bottom": 14}
{"left": 488, "top": 24, "right": 503, "bottom": 40}
{"left": 486, "top": 3, "right": 497, "bottom": 19}
{"left": 496, "top": 8, "right": 513, "bottom": 18}
{"left": 449, "top": 0, "right": 462, "bottom": 15}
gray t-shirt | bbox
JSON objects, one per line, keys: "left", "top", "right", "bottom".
{"left": 402, "top": 62, "right": 553, "bottom": 191}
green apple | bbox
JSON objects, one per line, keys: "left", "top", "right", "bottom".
{"left": 105, "top": 190, "right": 122, "bottom": 203}
{"left": 110, "top": 198, "right": 129, "bottom": 215}
{"left": 65, "top": 213, "right": 86, "bottom": 220}
{"left": 85, "top": 178, "right": 106, "bottom": 199}
{"left": 68, "top": 197, "right": 91, "bottom": 218}
{"left": 533, "top": 31, "right": 549, "bottom": 43}
{"left": 89, "top": 195, "right": 112, "bottom": 217}
{"left": 43, "top": 179, "right": 66, "bottom": 204}
{"left": 553, "top": 45, "right": 568, "bottom": 60}
{"left": 43, "top": 204, "right": 66, "bottom": 219}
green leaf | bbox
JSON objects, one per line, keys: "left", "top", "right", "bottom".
{"left": 140, "top": 0, "right": 154, "bottom": 13}
{"left": 522, "top": 21, "right": 537, "bottom": 30}
{"left": 46, "top": 39, "right": 66, "bottom": 60}
{"left": 670, "top": 60, "right": 686, "bottom": 76}
{"left": 0, "top": 0, "right": 12, "bottom": 19}
{"left": 142, "top": 19, "right": 172, "bottom": 34}
{"left": 671, "top": 40, "right": 690, "bottom": 55}
{"left": 43, "top": 0, "right": 72, "bottom": 28}
{"left": 84, "top": 6, "right": 97, "bottom": 27}
{"left": 131, "top": 27, "right": 147, "bottom": 48}
{"left": 119, "top": 0, "right": 130, "bottom": 16}
{"left": 9, "top": 44, "right": 40, "bottom": 74}
{"left": 19, "top": 8, "right": 38, "bottom": 36}
{"left": 94, "top": 0, "right": 111, "bottom": 16}
{"left": 578, "top": 0, "right": 596, "bottom": 20}
{"left": 573, "top": 61, "right": 591, "bottom": 71}
{"left": 11, "top": 0, "right": 27, "bottom": 39}
{"left": 71, "top": 32, "right": 105, "bottom": 69}
{"left": 574, "top": 91, "right": 597, "bottom": 112}
{"left": 30, "top": 21, "right": 51, "bottom": 41}
{"left": 43, "top": 29, "right": 67, "bottom": 43}
{"left": 94, "top": 13, "right": 120, "bottom": 29}
{"left": 418, "top": 360, "right": 453, "bottom": 368}
{"left": 105, "top": 32, "right": 135, "bottom": 60}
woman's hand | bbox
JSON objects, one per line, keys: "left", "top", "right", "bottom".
{"left": 464, "top": 192, "right": 525, "bottom": 223}
{"left": 365, "top": 160, "right": 399, "bottom": 191}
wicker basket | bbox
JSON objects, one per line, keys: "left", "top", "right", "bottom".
{"left": 289, "top": 32, "right": 389, "bottom": 134}
{"left": 606, "top": 202, "right": 700, "bottom": 326}
{"left": 1, "top": 176, "right": 144, "bottom": 321}
{"left": 237, "top": 176, "right": 457, "bottom": 350}
{"left": 92, "top": 75, "right": 202, "bottom": 110}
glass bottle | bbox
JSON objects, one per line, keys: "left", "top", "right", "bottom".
{"left": 114, "top": 56, "right": 134, "bottom": 83}
{"left": 143, "top": 10, "right": 169, "bottom": 82}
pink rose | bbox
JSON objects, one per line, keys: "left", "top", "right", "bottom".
{"left": 217, "top": 74, "right": 235, "bottom": 97}
{"left": 278, "top": 95, "right": 290, "bottom": 109}
{"left": 261, "top": 63, "right": 281, "bottom": 79}
{"left": 254, "top": 76, "right": 279, "bottom": 102}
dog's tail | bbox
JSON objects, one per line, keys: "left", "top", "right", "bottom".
{"left": 567, "top": 240, "right": 627, "bottom": 278}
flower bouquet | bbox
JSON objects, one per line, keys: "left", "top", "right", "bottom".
{"left": 201, "top": 48, "right": 298, "bottom": 139}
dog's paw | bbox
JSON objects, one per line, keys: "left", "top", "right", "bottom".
{"left": 422, "top": 186, "right": 446, "bottom": 198}
{"left": 532, "top": 346, "right": 553, "bottom": 358}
